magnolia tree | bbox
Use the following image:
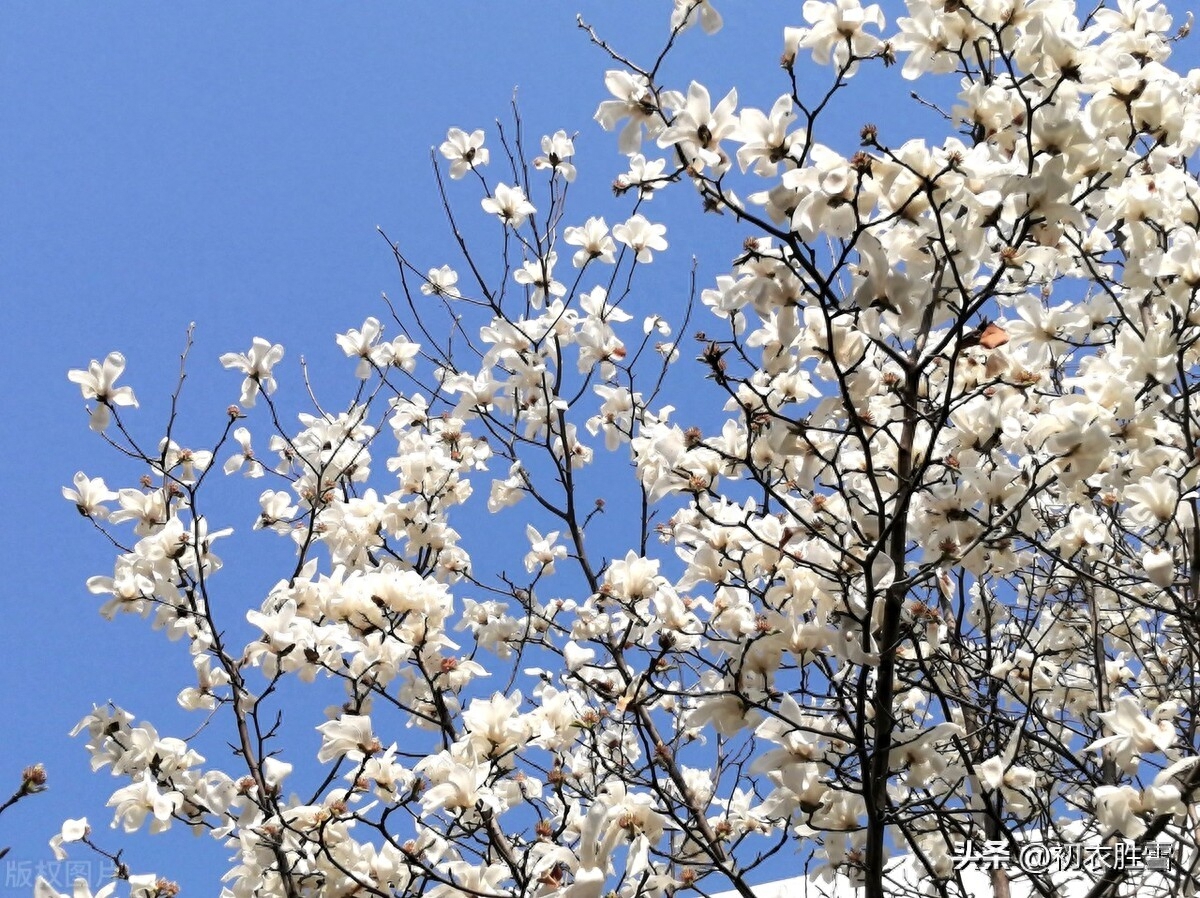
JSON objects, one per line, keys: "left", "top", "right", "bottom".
{"left": 53, "top": 1, "right": 1200, "bottom": 897}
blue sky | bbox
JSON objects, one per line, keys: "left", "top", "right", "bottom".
{"left": 4, "top": 3, "right": 1199, "bottom": 896}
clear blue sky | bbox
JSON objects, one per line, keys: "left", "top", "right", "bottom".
{"left": 3, "top": 3, "right": 1197, "bottom": 896}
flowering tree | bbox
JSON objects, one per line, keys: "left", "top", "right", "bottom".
{"left": 55, "top": 1, "right": 1200, "bottom": 897}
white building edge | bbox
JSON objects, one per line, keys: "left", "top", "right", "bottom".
{"left": 706, "top": 850, "right": 1180, "bottom": 897}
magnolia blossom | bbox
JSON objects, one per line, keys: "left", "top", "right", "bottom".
{"left": 316, "top": 714, "right": 381, "bottom": 763}
{"left": 1143, "top": 547, "right": 1175, "bottom": 587}
{"left": 461, "top": 691, "right": 530, "bottom": 758}
{"left": 68, "top": 352, "right": 138, "bottom": 431}
{"left": 157, "top": 439, "right": 212, "bottom": 484}
{"left": 255, "top": 488, "right": 297, "bottom": 532}
{"left": 975, "top": 744, "right": 1038, "bottom": 817}
{"left": 524, "top": 524, "right": 567, "bottom": 574}
{"left": 416, "top": 750, "right": 497, "bottom": 815}
{"left": 671, "top": 0, "right": 723, "bottom": 34}
{"left": 788, "top": 0, "right": 885, "bottom": 69}
{"left": 48, "top": 817, "right": 90, "bottom": 861}
{"left": 1090, "top": 784, "right": 1176, "bottom": 838}
{"left": 223, "top": 426, "right": 264, "bottom": 477}
{"left": 615, "top": 154, "right": 670, "bottom": 197}
{"left": 335, "top": 316, "right": 387, "bottom": 378}
{"left": 513, "top": 251, "right": 566, "bottom": 308}
{"left": 439, "top": 127, "right": 489, "bottom": 179}
{"left": 564, "top": 217, "right": 616, "bottom": 266}
{"left": 595, "top": 70, "right": 660, "bottom": 154}
{"left": 657, "top": 81, "right": 739, "bottom": 171}
{"left": 612, "top": 214, "right": 667, "bottom": 262}
{"left": 421, "top": 264, "right": 460, "bottom": 297}
{"left": 62, "top": 473, "right": 117, "bottom": 518}
{"left": 1088, "top": 696, "right": 1178, "bottom": 773}
{"left": 481, "top": 183, "right": 535, "bottom": 227}
{"left": 107, "top": 771, "right": 183, "bottom": 834}
{"left": 533, "top": 129, "right": 576, "bottom": 181}
{"left": 219, "top": 337, "right": 284, "bottom": 408}
{"left": 736, "top": 94, "right": 797, "bottom": 175}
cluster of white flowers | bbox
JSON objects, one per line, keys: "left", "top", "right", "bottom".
{"left": 60, "top": 1, "right": 1200, "bottom": 896}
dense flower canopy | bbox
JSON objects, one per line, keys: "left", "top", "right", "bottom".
{"left": 58, "top": 1, "right": 1200, "bottom": 897}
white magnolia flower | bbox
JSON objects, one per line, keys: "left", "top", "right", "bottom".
{"left": 671, "top": 0, "right": 722, "bottom": 34}
{"left": 317, "top": 714, "right": 381, "bottom": 763}
{"left": 613, "top": 214, "right": 668, "bottom": 262}
{"left": 223, "top": 426, "right": 264, "bottom": 478}
{"left": 336, "top": 316, "right": 387, "bottom": 378}
{"left": 657, "top": 81, "right": 738, "bottom": 172}
{"left": 107, "top": 771, "right": 183, "bottom": 833}
{"left": 615, "top": 154, "right": 669, "bottom": 198}
{"left": 481, "top": 183, "right": 536, "bottom": 227}
{"left": 789, "top": 0, "right": 885, "bottom": 69}
{"left": 513, "top": 251, "right": 566, "bottom": 308}
{"left": 421, "top": 264, "right": 460, "bottom": 298}
{"left": 48, "top": 817, "right": 90, "bottom": 861}
{"left": 219, "top": 337, "right": 285, "bottom": 408}
{"left": 68, "top": 352, "right": 138, "bottom": 431}
{"left": 533, "top": 130, "right": 576, "bottom": 181}
{"left": 439, "top": 127, "right": 489, "bottom": 179}
{"left": 1087, "top": 696, "right": 1177, "bottom": 773}
{"left": 524, "top": 524, "right": 567, "bottom": 574}
{"left": 63, "top": 473, "right": 117, "bottom": 518}
{"left": 736, "top": 94, "right": 797, "bottom": 175}
{"left": 564, "top": 217, "right": 616, "bottom": 267}
{"left": 1142, "top": 546, "right": 1175, "bottom": 587}
{"left": 595, "top": 71, "right": 659, "bottom": 154}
